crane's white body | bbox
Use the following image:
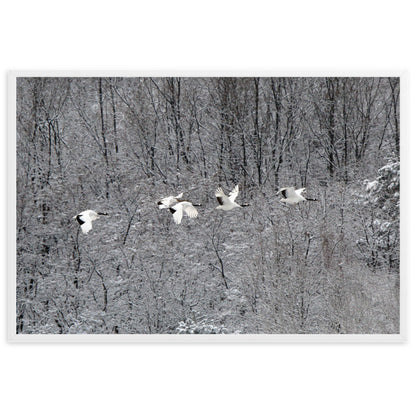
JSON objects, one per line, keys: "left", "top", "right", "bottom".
{"left": 169, "top": 201, "right": 198, "bottom": 224}
{"left": 73, "top": 210, "right": 106, "bottom": 234}
{"left": 157, "top": 192, "right": 183, "bottom": 209}
{"left": 215, "top": 185, "right": 241, "bottom": 211}
{"left": 279, "top": 187, "right": 306, "bottom": 205}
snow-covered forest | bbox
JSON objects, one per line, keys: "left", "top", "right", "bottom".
{"left": 15, "top": 77, "right": 400, "bottom": 334}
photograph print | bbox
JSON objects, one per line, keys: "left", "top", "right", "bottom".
{"left": 14, "top": 76, "right": 400, "bottom": 337}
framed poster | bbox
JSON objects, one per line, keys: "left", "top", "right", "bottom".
{"left": 8, "top": 72, "right": 404, "bottom": 342}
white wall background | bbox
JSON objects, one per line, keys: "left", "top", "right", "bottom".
{"left": 1, "top": 1, "right": 414, "bottom": 415}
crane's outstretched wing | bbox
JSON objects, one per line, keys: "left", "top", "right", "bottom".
{"left": 295, "top": 188, "right": 305, "bottom": 197}
{"left": 170, "top": 202, "right": 198, "bottom": 224}
{"left": 74, "top": 211, "right": 97, "bottom": 234}
{"left": 215, "top": 187, "right": 230, "bottom": 206}
{"left": 170, "top": 204, "right": 184, "bottom": 224}
{"left": 158, "top": 196, "right": 174, "bottom": 209}
{"left": 158, "top": 192, "right": 184, "bottom": 209}
{"left": 280, "top": 187, "right": 296, "bottom": 198}
{"left": 183, "top": 202, "right": 198, "bottom": 219}
{"left": 228, "top": 185, "right": 239, "bottom": 203}
{"left": 80, "top": 220, "right": 92, "bottom": 234}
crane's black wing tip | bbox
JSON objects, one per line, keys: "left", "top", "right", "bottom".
{"left": 76, "top": 215, "right": 85, "bottom": 225}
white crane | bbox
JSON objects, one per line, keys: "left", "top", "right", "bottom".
{"left": 215, "top": 185, "right": 248, "bottom": 211}
{"left": 73, "top": 210, "right": 108, "bottom": 234}
{"left": 279, "top": 187, "right": 317, "bottom": 205}
{"left": 157, "top": 192, "right": 183, "bottom": 209}
{"left": 169, "top": 201, "right": 199, "bottom": 224}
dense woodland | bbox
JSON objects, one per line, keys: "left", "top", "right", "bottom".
{"left": 16, "top": 77, "right": 400, "bottom": 334}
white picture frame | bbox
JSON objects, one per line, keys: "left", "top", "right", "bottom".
{"left": 8, "top": 70, "right": 407, "bottom": 343}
